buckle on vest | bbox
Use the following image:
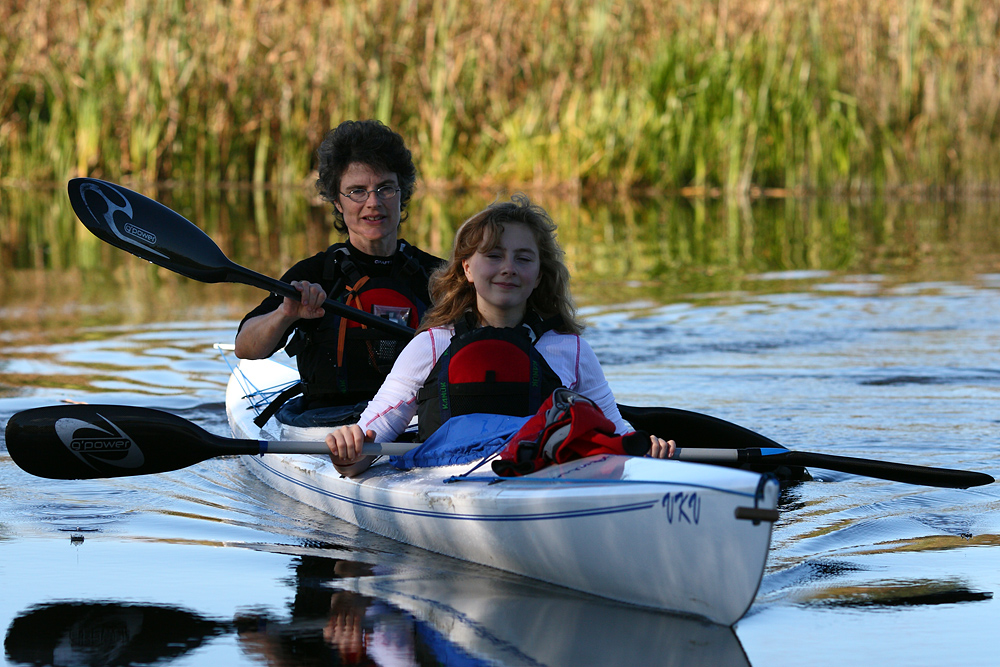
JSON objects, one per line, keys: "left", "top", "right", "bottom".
{"left": 540, "top": 389, "right": 598, "bottom": 460}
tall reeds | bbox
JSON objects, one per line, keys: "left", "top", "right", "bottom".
{"left": 1, "top": 0, "right": 998, "bottom": 194}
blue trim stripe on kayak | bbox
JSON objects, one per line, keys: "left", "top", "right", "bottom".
{"left": 444, "top": 475, "right": 767, "bottom": 498}
{"left": 248, "top": 456, "right": 766, "bottom": 522}
{"left": 250, "top": 457, "right": 661, "bottom": 521}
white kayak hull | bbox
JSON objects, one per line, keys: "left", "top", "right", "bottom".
{"left": 226, "top": 356, "right": 778, "bottom": 625}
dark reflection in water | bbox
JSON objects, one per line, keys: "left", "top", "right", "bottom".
{"left": 812, "top": 583, "right": 993, "bottom": 608}
{"left": 231, "top": 557, "right": 421, "bottom": 667}
{"left": 858, "top": 370, "right": 1000, "bottom": 386}
{"left": 4, "top": 602, "right": 227, "bottom": 666}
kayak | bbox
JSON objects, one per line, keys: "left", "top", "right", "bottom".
{"left": 225, "top": 353, "right": 780, "bottom": 626}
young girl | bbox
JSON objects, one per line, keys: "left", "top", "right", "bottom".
{"left": 326, "top": 195, "right": 674, "bottom": 475}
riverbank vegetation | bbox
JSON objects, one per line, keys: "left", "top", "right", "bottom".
{"left": 2, "top": 0, "right": 998, "bottom": 195}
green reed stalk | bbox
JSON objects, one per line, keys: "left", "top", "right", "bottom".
{"left": 1, "top": 0, "right": 998, "bottom": 195}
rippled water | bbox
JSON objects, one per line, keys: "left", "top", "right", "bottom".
{"left": 2, "top": 271, "right": 1000, "bottom": 666}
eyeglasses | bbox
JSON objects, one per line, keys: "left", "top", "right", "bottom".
{"left": 340, "top": 185, "right": 401, "bottom": 204}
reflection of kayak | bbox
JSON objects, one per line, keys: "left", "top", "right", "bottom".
{"left": 338, "top": 567, "right": 751, "bottom": 666}
{"left": 226, "top": 355, "right": 780, "bottom": 626}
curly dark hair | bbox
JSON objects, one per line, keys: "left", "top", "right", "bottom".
{"left": 315, "top": 120, "right": 417, "bottom": 234}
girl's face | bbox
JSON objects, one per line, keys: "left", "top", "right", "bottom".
{"left": 334, "top": 162, "right": 401, "bottom": 256}
{"left": 462, "top": 222, "right": 542, "bottom": 327}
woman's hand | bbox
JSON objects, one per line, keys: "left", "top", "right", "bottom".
{"left": 234, "top": 280, "right": 326, "bottom": 359}
{"left": 282, "top": 280, "right": 327, "bottom": 320}
{"left": 647, "top": 435, "right": 676, "bottom": 459}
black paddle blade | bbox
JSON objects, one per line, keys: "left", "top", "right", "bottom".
{"left": 775, "top": 451, "right": 995, "bottom": 489}
{"left": 68, "top": 178, "right": 235, "bottom": 283}
{"left": 620, "top": 405, "right": 995, "bottom": 487}
{"left": 5, "top": 405, "right": 257, "bottom": 480}
{"left": 619, "top": 404, "right": 783, "bottom": 450}
{"left": 67, "top": 178, "right": 415, "bottom": 340}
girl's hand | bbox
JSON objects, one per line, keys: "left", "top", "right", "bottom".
{"left": 325, "top": 424, "right": 375, "bottom": 465}
{"left": 647, "top": 435, "right": 676, "bottom": 459}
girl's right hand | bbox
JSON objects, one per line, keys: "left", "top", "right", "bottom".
{"left": 325, "top": 424, "right": 375, "bottom": 465}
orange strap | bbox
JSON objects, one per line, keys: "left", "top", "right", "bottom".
{"left": 336, "top": 275, "right": 370, "bottom": 367}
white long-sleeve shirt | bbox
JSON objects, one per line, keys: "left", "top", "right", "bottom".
{"left": 357, "top": 325, "right": 627, "bottom": 441}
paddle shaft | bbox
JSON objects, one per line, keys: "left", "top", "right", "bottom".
{"left": 267, "top": 441, "right": 415, "bottom": 456}
{"left": 226, "top": 262, "right": 414, "bottom": 339}
{"left": 6, "top": 402, "right": 993, "bottom": 487}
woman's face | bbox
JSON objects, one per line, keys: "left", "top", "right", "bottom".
{"left": 334, "top": 162, "right": 401, "bottom": 256}
{"left": 462, "top": 222, "right": 542, "bottom": 327}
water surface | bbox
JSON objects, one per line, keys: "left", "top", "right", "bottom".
{"left": 2, "top": 188, "right": 999, "bottom": 665}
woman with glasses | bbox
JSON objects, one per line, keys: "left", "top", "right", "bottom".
{"left": 235, "top": 120, "right": 443, "bottom": 426}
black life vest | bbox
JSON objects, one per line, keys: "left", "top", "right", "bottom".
{"left": 415, "top": 312, "right": 565, "bottom": 441}
{"left": 287, "top": 241, "right": 431, "bottom": 403}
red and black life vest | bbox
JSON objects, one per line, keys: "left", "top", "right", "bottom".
{"left": 287, "top": 241, "right": 431, "bottom": 402}
{"left": 415, "top": 312, "right": 565, "bottom": 441}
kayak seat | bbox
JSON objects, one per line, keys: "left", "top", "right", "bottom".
{"left": 275, "top": 396, "right": 369, "bottom": 428}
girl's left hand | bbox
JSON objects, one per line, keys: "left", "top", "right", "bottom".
{"left": 647, "top": 435, "right": 676, "bottom": 459}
